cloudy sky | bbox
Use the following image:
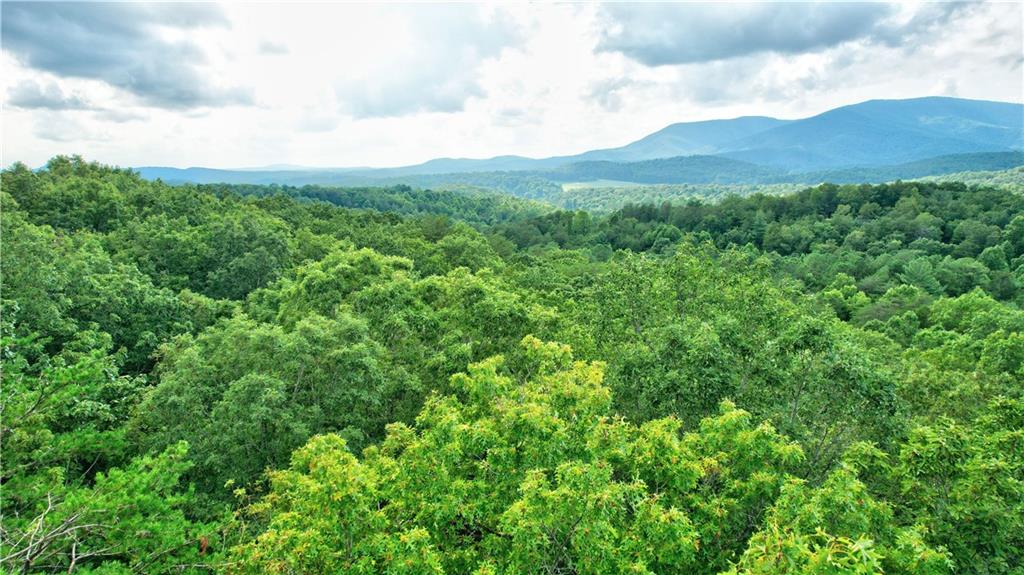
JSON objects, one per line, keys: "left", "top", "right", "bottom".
{"left": 2, "top": 1, "right": 1022, "bottom": 168}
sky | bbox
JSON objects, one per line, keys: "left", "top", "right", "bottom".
{"left": 2, "top": 1, "right": 1022, "bottom": 169}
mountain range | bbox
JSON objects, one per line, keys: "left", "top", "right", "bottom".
{"left": 138, "top": 96, "right": 1023, "bottom": 190}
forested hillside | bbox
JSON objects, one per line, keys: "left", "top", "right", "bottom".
{"left": 547, "top": 155, "right": 786, "bottom": 184}
{"left": 139, "top": 151, "right": 1024, "bottom": 199}
{"left": 2, "top": 156, "right": 1021, "bottom": 574}
{"left": 492, "top": 179, "right": 1024, "bottom": 303}
{"left": 197, "top": 183, "right": 552, "bottom": 226}
{"left": 139, "top": 97, "right": 1024, "bottom": 183}
{"left": 920, "top": 166, "right": 1024, "bottom": 193}
{"left": 549, "top": 152, "right": 1024, "bottom": 187}
{"left": 555, "top": 182, "right": 806, "bottom": 212}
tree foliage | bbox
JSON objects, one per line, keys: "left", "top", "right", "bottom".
{"left": 2, "top": 157, "right": 1020, "bottom": 573}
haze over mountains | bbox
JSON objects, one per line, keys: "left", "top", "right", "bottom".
{"left": 139, "top": 96, "right": 1024, "bottom": 189}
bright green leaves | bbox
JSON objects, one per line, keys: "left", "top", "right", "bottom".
{"left": 348, "top": 267, "right": 560, "bottom": 388}
{"left": 499, "top": 462, "right": 696, "bottom": 575}
{"left": 682, "top": 402, "right": 805, "bottom": 572}
{"left": 0, "top": 330, "right": 144, "bottom": 506}
{"left": 233, "top": 435, "right": 386, "bottom": 574}
{"left": 201, "top": 374, "right": 312, "bottom": 494}
{"left": 238, "top": 339, "right": 820, "bottom": 574}
{"left": 4, "top": 159, "right": 1022, "bottom": 574}
{"left": 0, "top": 208, "right": 192, "bottom": 372}
{"left": 269, "top": 247, "right": 414, "bottom": 327}
{"left": 0, "top": 443, "right": 215, "bottom": 574}
{"left": 628, "top": 418, "right": 703, "bottom": 496}
{"left": 729, "top": 465, "right": 952, "bottom": 575}
{"left": 579, "top": 248, "right": 899, "bottom": 478}
{"left": 136, "top": 312, "right": 420, "bottom": 509}
{"left": 894, "top": 289, "right": 1024, "bottom": 422}
{"left": 0, "top": 308, "right": 213, "bottom": 573}
{"left": 890, "top": 402, "right": 1024, "bottom": 574}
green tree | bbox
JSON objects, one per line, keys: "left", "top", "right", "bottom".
{"left": 230, "top": 338, "right": 803, "bottom": 574}
{"left": 727, "top": 462, "right": 951, "bottom": 574}
{"left": 899, "top": 258, "right": 943, "bottom": 295}
{"left": 135, "top": 313, "right": 419, "bottom": 509}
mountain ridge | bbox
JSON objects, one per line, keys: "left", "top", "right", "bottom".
{"left": 136, "top": 96, "right": 1023, "bottom": 188}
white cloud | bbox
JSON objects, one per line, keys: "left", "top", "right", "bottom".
{"left": 2, "top": 2, "right": 1021, "bottom": 169}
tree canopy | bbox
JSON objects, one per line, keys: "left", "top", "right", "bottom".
{"left": 2, "top": 156, "right": 1020, "bottom": 574}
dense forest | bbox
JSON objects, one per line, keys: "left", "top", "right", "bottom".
{"left": 553, "top": 182, "right": 804, "bottom": 212}
{"left": 920, "top": 166, "right": 1024, "bottom": 193}
{"left": 140, "top": 151, "right": 1024, "bottom": 205}
{"left": 2, "top": 156, "right": 1021, "bottom": 574}
{"left": 197, "top": 183, "right": 552, "bottom": 226}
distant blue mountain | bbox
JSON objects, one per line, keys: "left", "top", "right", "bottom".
{"left": 348, "top": 155, "right": 567, "bottom": 176}
{"left": 563, "top": 116, "right": 791, "bottom": 163}
{"left": 137, "top": 96, "right": 1023, "bottom": 186}
{"left": 543, "top": 151, "right": 1023, "bottom": 186}
{"left": 720, "top": 97, "right": 1023, "bottom": 170}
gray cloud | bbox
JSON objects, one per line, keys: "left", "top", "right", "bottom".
{"left": 492, "top": 105, "right": 544, "bottom": 128}
{"left": 333, "top": 5, "right": 520, "bottom": 118}
{"left": 339, "top": 75, "right": 477, "bottom": 119}
{"left": 597, "top": 2, "right": 895, "bottom": 65}
{"left": 259, "top": 40, "right": 289, "bottom": 55}
{"left": 1, "top": 2, "right": 250, "bottom": 108}
{"left": 871, "top": 2, "right": 973, "bottom": 48}
{"left": 588, "top": 78, "right": 635, "bottom": 112}
{"left": 595, "top": 1, "right": 1023, "bottom": 110}
{"left": 673, "top": 57, "right": 777, "bottom": 104}
{"left": 295, "top": 109, "right": 340, "bottom": 133}
{"left": 95, "top": 109, "right": 148, "bottom": 124}
{"left": 1000, "top": 51, "right": 1024, "bottom": 70}
{"left": 7, "top": 79, "right": 94, "bottom": 110}
{"left": 32, "top": 111, "right": 109, "bottom": 142}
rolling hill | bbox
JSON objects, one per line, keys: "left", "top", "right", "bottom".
{"left": 790, "top": 151, "right": 1024, "bottom": 184}
{"left": 562, "top": 116, "right": 791, "bottom": 163}
{"left": 136, "top": 97, "right": 1023, "bottom": 194}
{"left": 720, "top": 97, "right": 1024, "bottom": 170}
{"left": 547, "top": 155, "right": 786, "bottom": 184}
